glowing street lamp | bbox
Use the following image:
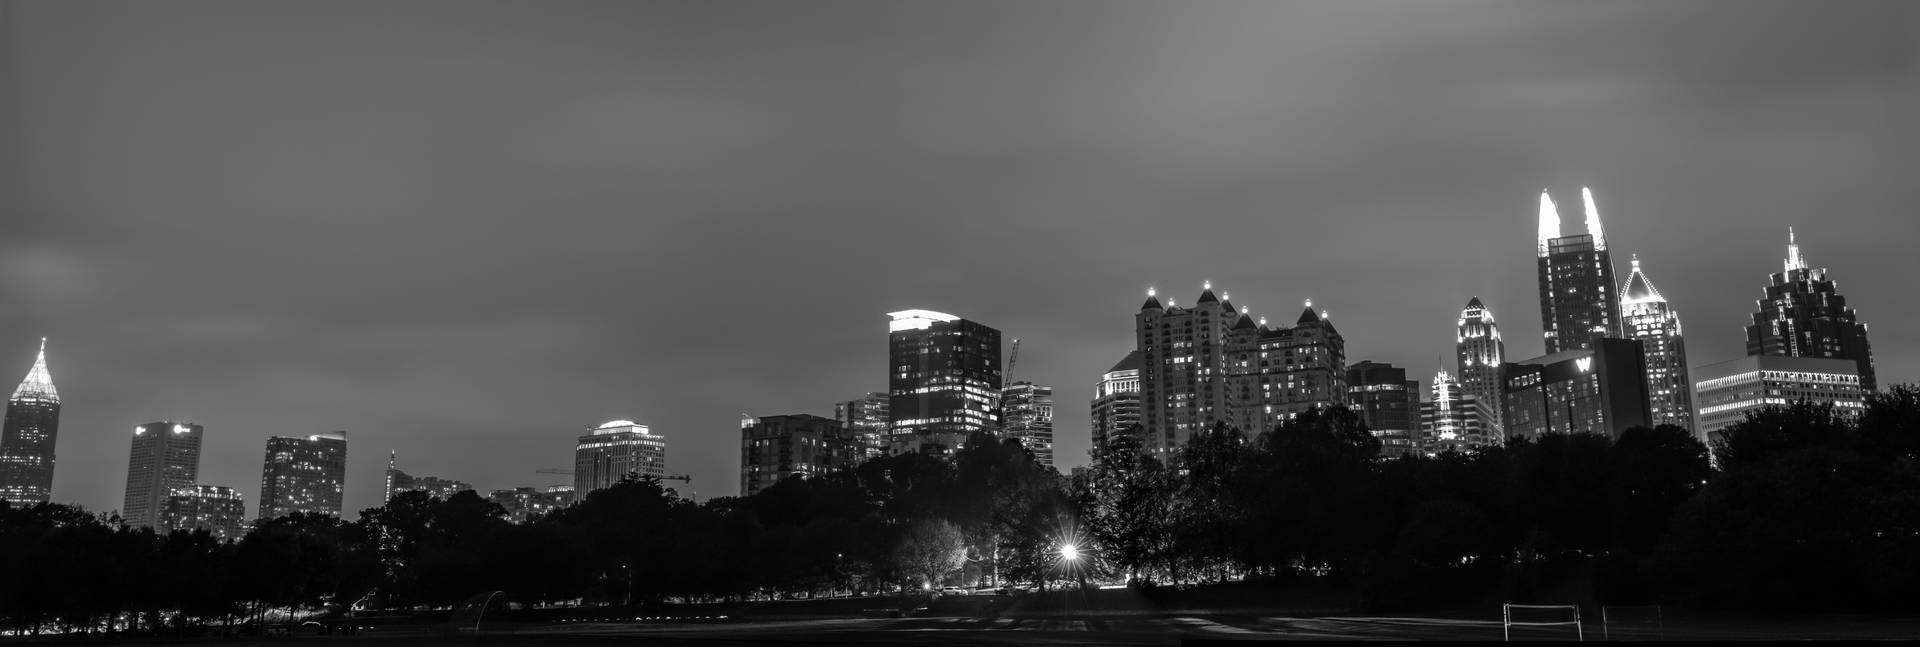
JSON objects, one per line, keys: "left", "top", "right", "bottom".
{"left": 1060, "top": 543, "right": 1079, "bottom": 562}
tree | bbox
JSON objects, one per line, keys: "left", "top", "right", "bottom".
{"left": 893, "top": 519, "right": 966, "bottom": 590}
{"left": 1074, "top": 430, "right": 1171, "bottom": 584}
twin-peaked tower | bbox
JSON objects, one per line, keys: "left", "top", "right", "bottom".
{"left": 1537, "top": 188, "right": 1622, "bottom": 353}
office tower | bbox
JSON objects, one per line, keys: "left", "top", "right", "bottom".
{"left": 833, "top": 392, "right": 890, "bottom": 461}
{"left": 1421, "top": 370, "right": 1494, "bottom": 454}
{"left": 1620, "top": 255, "right": 1695, "bottom": 434}
{"left": 1000, "top": 382, "right": 1056, "bottom": 466}
{"left": 0, "top": 339, "right": 60, "bottom": 503}
{"left": 122, "top": 422, "right": 205, "bottom": 529}
{"left": 1346, "top": 361, "right": 1419, "bottom": 457}
{"left": 1090, "top": 351, "right": 1142, "bottom": 454}
{"left": 1537, "top": 188, "right": 1622, "bottom": 354}
{"left": 258, "top": 432, "right": 348, "bottom": 520}
{"left": 383, "top": 452, "right": 474, "bottom": 501}
{"left": 574, "top": 420, "right": 667, "bottom": 496}
{"left": 1136, "top": 284, "right": 1347, "bottom": 457}
{"left": 886, "top": 310, "right": 1003, "bottom": 456}
{"left": 161, "top": 485, "right": 246, "bottom": 542}
{"left": 1501, "top": 338, "right": 1651, "bottom": 440}
{"left": 1746, "top": 229, "right": 1877, "bottom": 392}
{"left": 1693, "top": 355, "right": 1866, "bottom": 442}
{"left": 489, "top": 486, "right": 575, "bottom": 524}
{"left": 739, "top": 414, "right": 861, "bottom": 496}
{"left": 1455, "top": 297, "right": 1507, "bottom": 435}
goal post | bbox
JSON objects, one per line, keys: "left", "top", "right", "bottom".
{"left": 1503, "top": 603, "right": 1582, "bottom": 641}
{"left": 1600, "top": 604, "right": 1663, "bottom": 641}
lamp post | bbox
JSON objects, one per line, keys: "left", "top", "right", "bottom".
{"left": 622, "top": 563, "right": 632, "bottom": 607}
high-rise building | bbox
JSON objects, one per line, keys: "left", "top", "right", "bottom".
{"left": 488, "top": 486, "right": 575, "bottom": 524}
{"left": 1501, "top": 338, "right": 1651, "bottom": 440}
{"left": 1536, "top": 188, "right": 1622, "bottom": 354}
{"left": 739, "top": 414, "right": 861, "bottom": 496}
{"left": 886, "top": 310, "right": 1003, "bottom": 456}
{"left": 1746, "top": 229, "right": 1877, "bottom": 392}
{"left": 1000, "top": 382, "right": 1056, "bottom": 465}
{"left": 384, "top": 452, "right": 474, "bottom": 501}
{"left": 1346, "top": 361, "right": 1419, "bottom": 457}
{"left": 122, "top": 421, "right": 205, "bottom": 529}
{"left": 161, "top": 485, "right": 246, "bottom": 542}
{"left": 0, "top": 339, "right": 60, "bottom": 503}
{"left": 1620, "top": 255, "right": 1695, "bottom": 434}
{"left": 258, "top": 432, "right": 348, "bottom": 520}
{"left": 1420, "top": 370, "right": 1494, "bottom": 453}
{"left": 1090, "top": 351, "right": 1142, "bottom": 454}
{"left": 574, "top": 420, "right": 666, "bottom": 496}
{"left": 833, "top": 392, "right": 890, "bottom": 461}
{"left": 1136, "top": 285, "right": 1347, "bottom": 457}
{"left": 1693, "top": 355, "right": 1866, "bottom": 442}
{"left": 1455, "top": 297, "right": 1507, "bottom": 436}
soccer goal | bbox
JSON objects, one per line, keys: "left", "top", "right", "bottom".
{"left": 1601, "top": 605, "right": 1663, "bottom": 641}
{"left": 1503, "top": 603, "right": 1583, "bottom": 641}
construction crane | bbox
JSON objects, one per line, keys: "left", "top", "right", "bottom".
{"left": 1004, "top": 338, "right": 1021, "bottom": 386}
{"left": 536, "top": 468, "right": 688, "bottom": 484}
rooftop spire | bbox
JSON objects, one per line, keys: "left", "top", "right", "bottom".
{"left": 1785, "top": 227, "right": 1807, "bottom": 272}
{"left": 1621, "top": 253, "right": 1667, "bottom": 304}
{"left": 12, "top": 338, "right": 57, "bottom": 404}
{"left": 1582, "top": 186, "right": 1607, "bottom": 251}
{"left": 1538, "top": 190, "right": 1561, "bottom": 257}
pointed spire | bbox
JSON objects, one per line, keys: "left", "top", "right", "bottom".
{"left": 1582, "top": 186, "right": 1606, "bottom": 251}
{"left": 1538, "top": 190, "right": 1562, "bottom": 257}
{"left": 1621, "top": 253, "right": 1666, "bottom": 304}
{"left": 12, "top": 338, "right": 57, "bottom": 404}
{"left": 1785, "top": 227, "right": 1807, "bottom": 272}
{"left": 1141, "top": 286, "right": 1163, "bottom": 311}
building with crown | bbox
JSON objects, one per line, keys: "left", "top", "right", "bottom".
{"left": 1090, "top": 351, "right": 1142, "bottom": 454}
{"left": 1619, "top": 255, "right": 1695, "bottom": 434}
{"left": 384, "top": 452, "right": 474, "bottom": 502}
{"left": 1501, "top": 338, "right": 1651, "bottom": 440}
{"left": 259, "top": 432, "right": 348, "bottom": 520}
{"left": 1455, "top": 297, "right": 1507, "bottom": 436}
{"left": 162, "top": 485, "right": 247, "bottom": 542}
{"left": 123, "top": 422, "right": 205, "bottom": 529}
{"left": 886, "top": 310, "right": 1003, "bottom": 456}
{"left": 740, "top": 414, "right": 861, "bottom": 496}
{"left": 0, "top": 340, "right": 60, "bottom": 503}
{"left": 1537, "top": 188, "right": 1622, "bottom": 354}
{"left": 833, "top": 392, "right": 890, "bottom": 461}
{"left": 1347, "top": 361, "right": 1419, "bottom": 457}
{"left": 1001, "top": 382, "right": 1056, "bottom": 465}
{"left": 1747, "top": 230, "right": 1877, "bottom": 392}
{"left": 1421, "top": 370, "right": 1494, "bottom": 453}
{"left": 575, "top": 420, "right": 666, "bottom": 496}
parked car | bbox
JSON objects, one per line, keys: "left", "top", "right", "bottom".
{"left": 936, "top": 586, "right": 968, "bottom": 596}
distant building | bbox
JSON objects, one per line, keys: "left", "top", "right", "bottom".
{"left": 887, "top": 310, "right": 1003, "bottom": 457}
{"left": 384, "top": 452, "right": 474, "bottom": 501}
{"left": 1501, "top": 339, "right": 1651, "bottom": 440}
{"left": 1346, "top": 361, "right": 1419, "bottom": 457}
{"left": 1620, "top": 255, "right": 1695, "bottom": 434}
{"left": 1746, "top": 229, "right": 1877, "bottom": 392}
{"left": 740, "top": 414, "right": 861, "bottom": 496}
{"left": 488, "top": 486, "right": 575, "bottom": 524}
{"left": 162, "top": 485, "right": 246, "bottom": 542}
{"left": 1089, "top": 351, "right": 1142, "bottom": 454}
{"left": 0, "top": 340, "right": 60, "bottom": 503}
{"left": 258, "top": 432, "right": 348, "bottom": 520}
{"left": 574, "top": 420, "right": 666, "bottom": 496}
{"left": 122, "top": 422, "right": 205, "bottom": 529}
{"left": 1455, "top": 297, "right": 1507, "bottom": 436}
{"left": 1000, "top": 382, "right": 1056, "bottom": 466}
{"left": 1537, "top": 188, "right": 1622, "bottom": 354}
{"left": 1421, "top": 370, "right": 1494, "bottom": 453}
{"left": 1693, "top": 355, "right": 1866, "bottom": 441}
{"left": 833, "top": 392, "right": 890, "bottom": 461}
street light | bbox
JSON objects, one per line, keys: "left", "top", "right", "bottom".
{"left": 1059, "top": 544, "right": 1080, "bottom": 562}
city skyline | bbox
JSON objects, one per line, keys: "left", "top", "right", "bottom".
{"left": 3, "top": 1, "right": 1915, "bottom": 517}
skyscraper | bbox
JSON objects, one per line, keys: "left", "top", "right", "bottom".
{"left": 1746, "top": 229, "right": 1877, "bottom": 392}
{"left": 574, "top": 420, "right": 667, "bottom": 495}
{"left": 1537, "top": 188, "right": 1622, "bottom": 354}
{"left": 122, "top": 421, "right": 205, "bottom": 529}
{"left": 886, "top": 310, "right": 1003, "bottom": 456}
{"left": 1090, "top": 351, "right": 1142, "bottom": 455}
{"left": 833, "top": 392, "right": 890, "bottom": 461}
{"left": 384, "top": 452, "right": 474, "bottom": 502}
{"left": 1420, "top": 370, "right": 1494, "bottom": 454}
{"left": 0, "top": 339, "right": 60, "bottom": 503}
{"left": 258, "top": 432, "right": 348, "bottom": 520}
{"left": 739, "top": 414, "right": 860, "bottom": 496}
{"left": 1000, "top": 382, "right": 1056, "bottom": 465}
{"left": 1346, "top": 361, "right": 1419, "bottom": 457}
{"left": 1455, "top": 297, "right": 1506, "bottom": 436}
{"left": 162, "top": 485, "right": 246, "bottom": 542}
{"left": 1501, "top": 339, "right": 1651, "bottom": 440}
{"left": 1620, "top": 255, "right": 1694, "bottom": 433}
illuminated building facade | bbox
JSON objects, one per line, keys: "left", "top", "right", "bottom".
{"left": 1455, "top": 297, "right": 1507, "bottom": 435}
{"left": 574, "top": 420, "right": 666, "bottom": 495}
{"left": 1537, "top": 188, "right": 1622, "bottom": 354}
{"left": 740, "top": 414, "right": 860, "bottom": 496}
{"left": 162, "top": 485, "right": 246, "bottom": 542}
{"left": 1089, "top": 351, "right": 1142, "bottom": 454}
{"left": 1346, "top": 361, "right": 1419, "bottom": 457}
{"left": 123, "top": 421, "right": 205, "bottom": 529}
{"left": 1693, "top": 355, "right": 1865, "bottom": 441}
{"left": 489, "top": 486, "right": 575, "bottom": 523}
{"left": 886, "top": 310, "right": 1003, "bottom": 456}
{"left": 1000, "top": 382, "right": 1055, "bottom": 466}
{"left": 258, "top": 432, "right": 348, "bottom": 520}
{"left": 1746, "top": 230, "right": 1877, "bottom": 392}
{"left": 0, "top": 340, "right": 60, "bottom": 503}
{"left": 1501, "top": 339, "right": 1651, "bottom": 440}
{"left": 1620, "top": 255, "right": 1695, "bottom": 434}
{"left": 384, "top": 452, "right": 474, "bottom": 501}
{"left": 1223, "top": 301, "right": 1348, "bottom": 435}
{"left": 833, "top": 392, "right": 890, "bottom": 461}
{"left": 1421, "top": 370, "right": 1493, "bottom": 453}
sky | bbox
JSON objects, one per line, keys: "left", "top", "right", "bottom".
{"left": 3, "top": 0, "right": 1916, "bottom": 518}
